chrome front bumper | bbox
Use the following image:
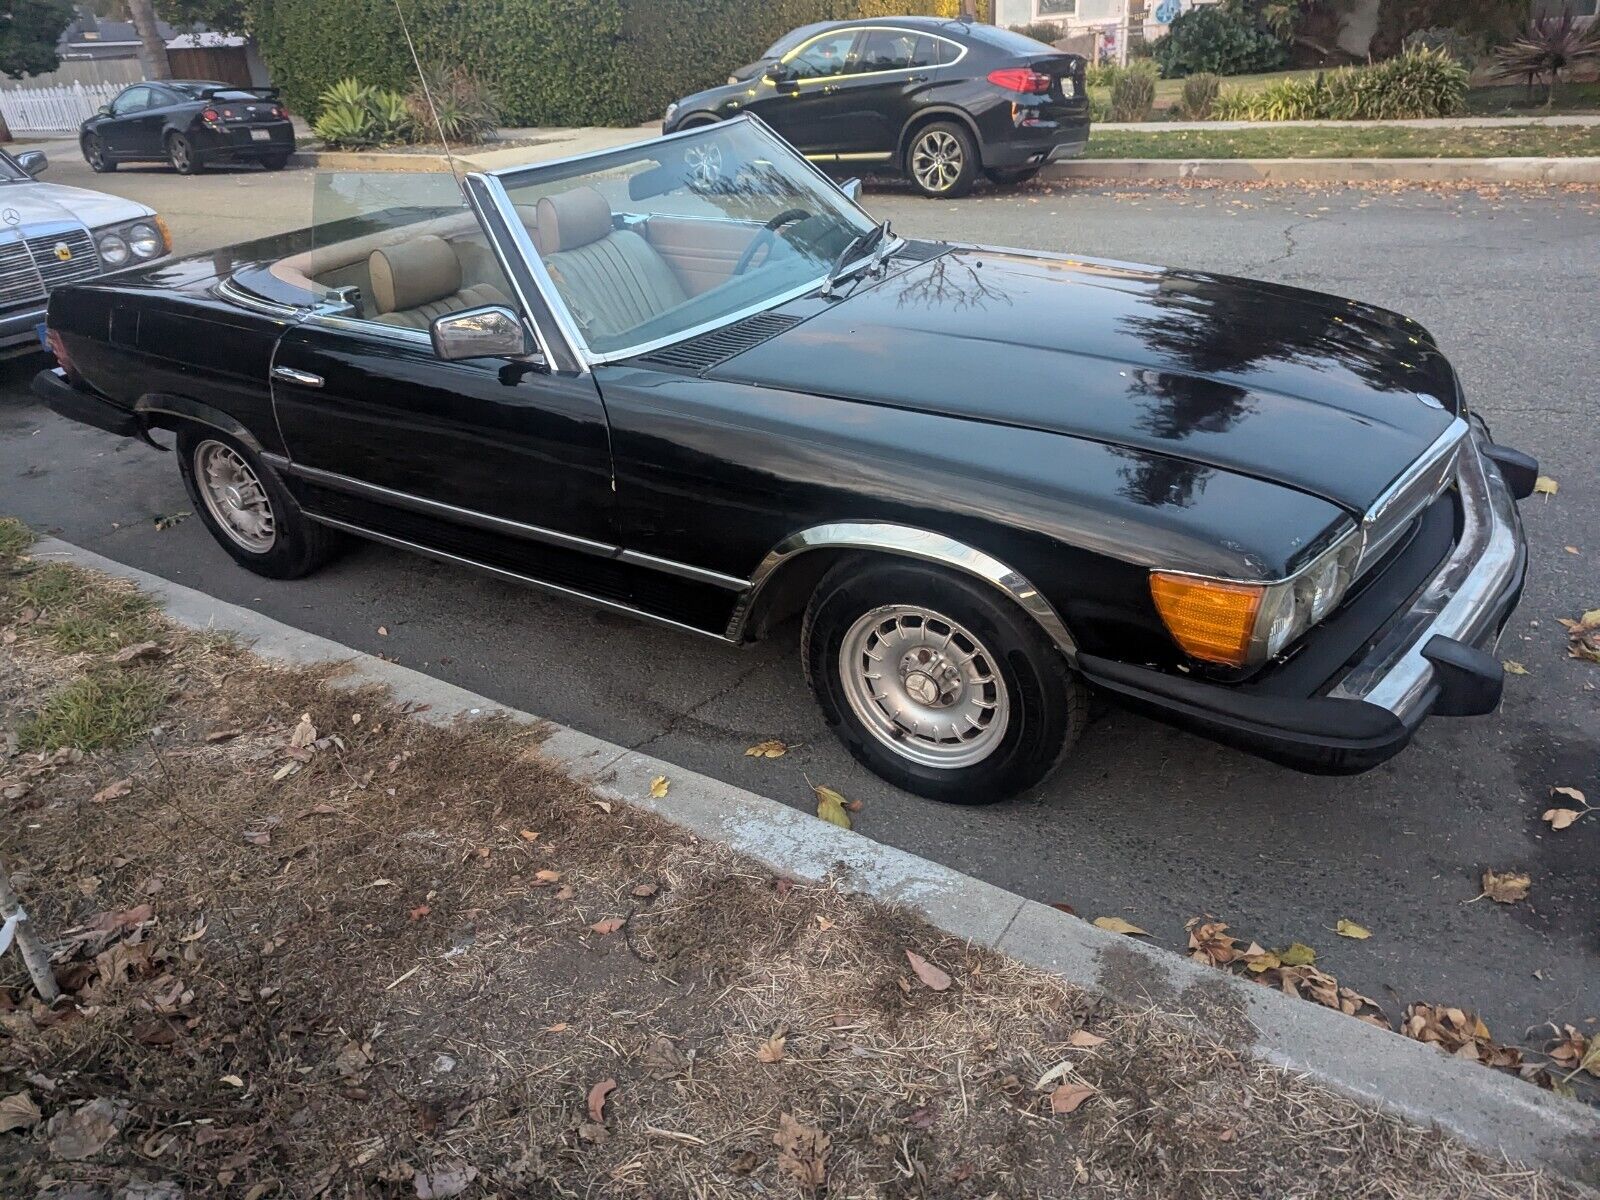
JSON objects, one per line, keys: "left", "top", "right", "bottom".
{"left": 1328, "top": 426, "right": 1527, "bottom": 725}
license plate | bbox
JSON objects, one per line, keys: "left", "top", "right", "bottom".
{"left": 251, "top": 128, "right": 271, "bottom": 142}
{"left": 35, "top": 321, "right": 48, "bottom": 349}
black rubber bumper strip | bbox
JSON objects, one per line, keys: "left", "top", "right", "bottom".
{"left": 1076, "top": 653, "right": 1417, "bottom": 777}
{"left": 32, "top": 368, "right": 143, "bottom": 439}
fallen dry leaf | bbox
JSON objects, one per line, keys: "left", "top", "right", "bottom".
{"left": 1335, "top": 919, "right": 1372, "bottom": 940}
{"left": 757, "top": 1033, "right": 787, "bottom": 1063}
{"left": 586, "top": 1078, "right": 616, "bottom": 1124}
{"left": 408, "top": 905, "right": 430, "bottom": 922}
{"left": 905, "top": 949, "right": 952, "bottom": 992}
{"left": 518, "top": 829, "right": 540, "bottom": 842}
{"left": 1532, "top": 475, "right": 1558, "bottom": 495}
{"left": 1049, "top": 1083, "right": 1097, "bottom": 1114}
{"left": 773, "top": 1113, "right": 829, "bottom": 1188}
{"left": 288, "top": 713, "right": 317, "bottom": 750}
{"left": 109, "top": 640, "right": 165, "bottom": 664}
{"left": 414, "top": 1162, "right": 477, "bottom": 1200}
{"left": 1551, "top": 786, "right": 1587, "bottom": 804}
{"left": 1186, "top": 918, "right": 1239, "bottom": 966}
{"left": 589, "top": 917, "right": 624, "bottom": 936}
{"left": 90, "top": 777, "right": 133, "bottom": 804}
{"left": 745, "top": 739, "right": 788, "bottom": 758}
{"left": 1279, "top": 942, "right": 1317, "bottom": 967}
{"left": 47, "top": 1097, "right": 128, "bottom": 1160}
{"left": 631, "top": 882, "right": 659, "bottom": 898}
{"left": 1481, "top": 869, "right": 1531, "bottom": 904}
{"left": 1068, "top": 1030, "right": 1106, "bottom": 1049}
{"left": 1502, "top": 660, "right": 1529, "bottom": 676}
{"left": 1559, "top": 609, "right": 1600, "bottom": 663}
{"left": 534, "top": 869, "right": 562, "bottom": 884}
{"left": 814, "top": 785, "right": 851, "bottom": 829}
{"left": 0, "top": 1091, "right": 41, "bottom": 1132}
{"left": 648, "top": 775, "right": 669, "bottom": 799}
{"left": 1543, "top": 808, "right": 1581, "bottom": 831}
{"left": 1092, "top": 916, "right": 1148, "bottom": 936}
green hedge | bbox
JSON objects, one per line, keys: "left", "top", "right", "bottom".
{"left": 257, "top": 0, "right": 990, "bottom": 129}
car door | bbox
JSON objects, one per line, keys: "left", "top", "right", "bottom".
{"left": 746, "top": 27, "right": 864, "bottom": 156}
{"left": 98, "top": 85, "right": 154, "bottom": 159}
{"left": 131, "top": 85, "right": 184, "bottom": 158}
{"left": 828, "top": 28, "right": 951, "bottom": 158}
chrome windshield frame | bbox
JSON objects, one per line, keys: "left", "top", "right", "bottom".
{"left": 474, "top": 113, "right": 894, "bottom": 368}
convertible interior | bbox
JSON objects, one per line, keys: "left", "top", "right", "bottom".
{"left": 267, "top": 186, "right": 789, "bottom": 348}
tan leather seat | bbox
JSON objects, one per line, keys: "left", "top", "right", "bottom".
{"left": 368, "top": 234, "right": 509, "bottom": 329}
{"left": 534, "top": 187, "right": 687, "bottom": 341}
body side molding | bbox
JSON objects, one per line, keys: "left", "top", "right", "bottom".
{"left": 727, "top": 522, "right": 1079, "bottom": 661}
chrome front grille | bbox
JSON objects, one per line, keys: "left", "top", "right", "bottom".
{"left": 1357, "top": 419, "right": 1469, "bottom": 575}
{"left": 0, "top": 223, "right": 102, "bottom": 313}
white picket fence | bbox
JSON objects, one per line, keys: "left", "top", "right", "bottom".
{"left": 0, "top": 82, "right": 126, "bottom": 137}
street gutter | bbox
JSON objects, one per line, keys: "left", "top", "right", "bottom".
{"left": 31, "top": 535, "right": 1600, "bottom": 1187}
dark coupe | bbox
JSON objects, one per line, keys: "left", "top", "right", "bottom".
{"left": 663, "top": 17, "right": 1089, "bottom": 197}
{"left": 80, "top": 80, "right": 295, "bottom": 175}
{"left": 35, "top": 116, "right": 1535, "bottom": 802}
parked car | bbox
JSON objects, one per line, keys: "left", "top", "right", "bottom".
{"left": 80, "top": 80, "right": 295, "bottom": 175}
{"left": 0, "top": 147, "right": 169, "bottom": 358}
{"left": 34, "top": 116, "right": 1535, "bottom": 802}
{"left": 663, "top": 17, "right": 1089, "bottom": 198}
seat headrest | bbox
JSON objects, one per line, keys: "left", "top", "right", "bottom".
{"left": 534, "top": 187, "right": 613, "bottom": 255}
{"left": 368, "top": 235, "right": 461, "bottom": 315}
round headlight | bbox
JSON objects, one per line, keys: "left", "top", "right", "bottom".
{"left": 664, "top": 102, "right": 679, "bottom": 123}
{"left": 128, "top": 223, "right": 162, "bottom": 258}
{"left": 98, "top": 233, "right": 130, "bottom": 267}
{"left": 1298, "top": 557, "right": 1342, "bottom": 622}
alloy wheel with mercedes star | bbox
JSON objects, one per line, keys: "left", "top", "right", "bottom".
{"left": 32, "top": 116, "right": 1535, "bottom": 802}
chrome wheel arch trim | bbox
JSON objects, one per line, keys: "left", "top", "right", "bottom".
{"left": 727, "top": 522, "right": 1079, "bottom": 662}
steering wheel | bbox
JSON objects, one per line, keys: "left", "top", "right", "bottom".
{"left": 734, "top": 208, "right": 813, "bottom": 276}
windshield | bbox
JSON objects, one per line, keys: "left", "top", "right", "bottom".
{"left": 489, "top": 118, "right": 875, "bottom": 359}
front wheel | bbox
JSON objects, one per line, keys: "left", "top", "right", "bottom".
{"left": 906, "top": 121, "right": 979, "bottom": 199}
{"left": 176, "top": 428, "right": 344, "bottom": 579}
{"left": 985, "top": 166, "right": 1040, "bottom": 187}
{"left": 803, "top": 560, "right": 1086, "bottom": 802}
{"left": 83, "top": 135, "right": 115, "bottom": 172}
{"left": 167, "top": 133, "right": 203, "bottom": 175}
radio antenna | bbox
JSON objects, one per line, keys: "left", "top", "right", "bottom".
{"left": 390, "top": 0, "right": 464, "bottom": 193}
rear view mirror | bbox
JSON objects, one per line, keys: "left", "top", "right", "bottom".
{"left": 431, "top": 306, "right": 532, "bottom": 361}
{"left": 15, "top": 151, "right": 47, "bottom": 177}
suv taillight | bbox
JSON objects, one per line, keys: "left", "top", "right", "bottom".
{"left": 987, "top": 67, "right": 1052, "bottom": 94}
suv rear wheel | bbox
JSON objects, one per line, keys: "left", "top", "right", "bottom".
{"left": 803, "top": 559, "right": 1085, "bottom": 802}
{"left": 906, "top": 121, "right": 979, "bottom": 199}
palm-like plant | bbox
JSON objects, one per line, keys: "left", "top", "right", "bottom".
{"left": 1491, "top": 8, "right": 1600, "bottom": 108}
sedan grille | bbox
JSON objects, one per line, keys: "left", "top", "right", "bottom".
{"left": 0, "top": 225, "right": 102, "bottom": 313}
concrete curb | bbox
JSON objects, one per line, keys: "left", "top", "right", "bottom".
{"left": 31, "top": 537, "right": 1600, "bottom": 1186}
{"left": 1045, "top": 156, "right": 1600, "bottom": 185}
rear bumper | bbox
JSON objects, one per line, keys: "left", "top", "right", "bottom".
{"left": 980, "top": 119, "right": 1090, "bottom": 169}
{"left": 1078, "top": 427, "right": 1531, "bottom": 774}
{"left": 194, "top": 125, "right": 296, "bottom": 162}
{"left": 32, "top": 367, "right": 143, "bottom": 437}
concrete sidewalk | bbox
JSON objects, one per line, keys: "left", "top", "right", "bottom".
{"left": 1102, "top": 114, "right": 1600, "bottom": 132}
{"left": 32, "top": 535, "right": 1600, "bottom": 1186}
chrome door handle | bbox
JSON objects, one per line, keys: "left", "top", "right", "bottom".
{"left": 272, "top": 366, "right": 323, "bottom": 388}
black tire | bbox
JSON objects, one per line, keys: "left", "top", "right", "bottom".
{"left": 82, "top": 134, "right": 115, "bottom": 173}
{"left": 802, "top": 559, "right": 1086, "bottom": 803}
{"left": 261, "top": 153, "right": 291, "bottom": 171}
{"left": 905, "top": 120, "right": 980, "bottom": 199}
{"left": 167, "top": 132, "right": 203, "bottom": 175}
{"left": 176, "top": 427, "right": 344, "bottom": 579}
{"left": 985, "top": 165, "right": 1040, "bottom": 187}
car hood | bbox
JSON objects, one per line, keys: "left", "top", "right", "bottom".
{"left": 715, "top": 247, "right": 1460, "bottom": 515}
{"left": 0, "top": 180, "right": 153, "bottom": 230}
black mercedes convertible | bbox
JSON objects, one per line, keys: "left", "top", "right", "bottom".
{"left": 34, "top": 115, "right": 1536, "bottom": 802}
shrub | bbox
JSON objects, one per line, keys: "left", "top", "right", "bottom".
{"left": 1326, "top": 47, "right": 1468, "bottom": 119}
{"left": 1248, "top": 73, "right": 1327, "bottom": 120}
{"left": 1403, "top": 26, "right": 1484, "bottom": 70}
{"left": 1491, "top": 10, "right": 1600, "bottom": 107}
{"left": 407, "top": 67, "right": 500, "bottom": 146}
{"left": 1151, "top": 5, "right": 1285, "bottom": 78}
{"left": 1176, "top": 72, "right": 1221, "bottom": 119}
{"left": 1110, "top": 59, "right": 1158, "bottom": 122}
{"left": 1085, "top": 62, "right": 1118, "bottom": 89}
{"left": 1008, "top": 21, "right": 1065, "bottom": 46}
{"left": 311, "top": 77, "right": 415, "bottom": 148}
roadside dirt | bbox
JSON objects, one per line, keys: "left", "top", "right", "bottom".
{"left": 0, "top": 528, "right": 1586, "bottom": 1198}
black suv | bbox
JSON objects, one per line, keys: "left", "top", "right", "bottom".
{"left": 663, "top": 18, "right": 1089, "bottom": 198}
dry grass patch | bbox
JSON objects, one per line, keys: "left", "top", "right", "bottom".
{"left": 0, "top": 524, "right": 1584, "bottom": 1199}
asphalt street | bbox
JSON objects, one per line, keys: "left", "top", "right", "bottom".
{"left": 2, "top": 149, "right": 1596, "bottom": 1053}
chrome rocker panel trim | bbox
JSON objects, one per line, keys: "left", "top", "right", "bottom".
{"left": 1329, "top": 427, "right": 1524, "bottom": 722}
{"left": 728, "top": 521, "right": 1079, "bottom": 661}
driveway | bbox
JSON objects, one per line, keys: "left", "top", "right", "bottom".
{"left": 2, "top": 151, "right": 1596, "bottom": 1052}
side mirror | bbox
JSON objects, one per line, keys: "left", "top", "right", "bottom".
{"left": 15, "top": 151, "right": 47, "bottom": 177}
{"left": 430, "top": 305, "right": 532, "bottom": 361}
{"left": 838, "top": 177, "right": 862, "bottom": 202}
{"left": 98, "top": 105, "right": 113, "bottom": 117}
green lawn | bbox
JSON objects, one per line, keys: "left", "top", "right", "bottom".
{"left": 1085, "top": 124, "right": 1600, "bottom": 158}
{"left": 1463, "top": 80, "right": 1600, "bottom": 115}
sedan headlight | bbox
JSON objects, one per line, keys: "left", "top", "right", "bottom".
{"left": 94, "top": 215, "right": 170, "bottom": 268}
{"left": 1150, "top": 531, "right": 1362, "bottom": 668}
{"left": 664, "top": 101, "right": 680, "bottom": 125}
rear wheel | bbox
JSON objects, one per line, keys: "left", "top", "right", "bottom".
{"left": 82, "top": 134, "right": 115, "bottom": 173}
{"left": 803, "top": 559, "right": 1086, "bottom": 802}
{"left": 906, "top": 121, "right": 979, "bottom": 199}
{"left": 261, "top": 153, "right": 290, "bottom": 171}
{"left": 985, "top": 165, "right": 1040, "bottom": 187}
{"left": 167, "top": 132, "right": 203, "bottom": 175}
{"left": 177, "top": 427, "right": 343, "bottom": 579}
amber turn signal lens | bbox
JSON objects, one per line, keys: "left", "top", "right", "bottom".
{"left": 1149, "top": 573, "right": 1264, "bottom": 667}
{"left": 154, "top": 215, "right": 172, "bottom": 254}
